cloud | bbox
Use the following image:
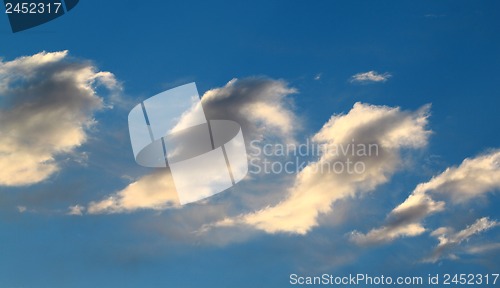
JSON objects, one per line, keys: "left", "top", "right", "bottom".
{"left": 350, "top": 193, "right": 445, "bottom": 245}
{"left": 424, "top": 217, "right": 499, "bottom": 263}
{"left": 85, "top": 77, "right": 298, "bottom": 214}
{"left": 201, "top": 78, "right": 298, "bottom": 144}
{"left": 415, "top": 150, "right": 500, "bottom": 203}
{"left": 67, "top": 205, "right": 85, "bottom": 216}
{"left": 350, "top": 223, "right": 428, "bottom": 245}
{"left": 350, "top": 71, "right": 391, "bottom": 83}
{"left": 0, "top": 51, "right": 118, "bottom": 186}
{"left": 209, "top": 102, "right": 431, "bottom": 234}
{"left": 351, "top": 150, "right": 500, "bottom": 245}
{"left": 87, "top": 171, "right": 179, "bottom": 214}
{"left": 465, "top": 242, "right": 500, "bottom": 255}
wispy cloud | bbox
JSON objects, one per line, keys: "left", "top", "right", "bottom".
{"left": 87, "top": 171, "right": 179, "bottom": 214}
{"left": 424, "top": 217, "right": 499, "bottom": 263}
{"left": 0, "top": 51, "right": 118, "bottom": 186}
{"left": 465, "top": 242, "right": 500, "bottom": 255}
{"left": 67, "top": 205, "right": 85, "bottom": 216}
{"left": 351, "top": 150, "right": 500, "bottom": 245}
{"left": 350, "top": 71, "right": 392, "bottom": 83}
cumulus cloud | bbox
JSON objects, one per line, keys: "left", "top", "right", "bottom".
{"left": 0, "top": 51, "right": 118, "bottom": 186}
{"left": 351, "top": 150, "right": 500, "bottom": 245}
{"left": 201, "top": 78, "right": 297, "bottom": 144}
{"left": 350, "top": 71, "right": 391, "bottom": 83}
{"left": 85, "top": 77, "right": 298, "bottom": 214}
{"left": 424, "top": 217, "right": 499, "bottom": 263}
{"left": 210, "top": 103, "right": 431, "bottom": 234}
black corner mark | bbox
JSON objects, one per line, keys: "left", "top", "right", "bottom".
{"left": 4, "top": 0, "right": 79, "bottom": 33}
{"left": 64, "top": 0, "right": 77, "bottom": 11}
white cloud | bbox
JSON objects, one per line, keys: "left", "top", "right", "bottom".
{"left": 209, "top": 103, "right": 431, "bottom": 234}
{"left": 202, "top": 78, "right": 298, "bottom": 144}
{"left": 414, "top": 150, "right": 500, "bottom": 203}
{"left": 0, "top": 51, "right": 118, "bottom": 186}
{"left": 350, "top": 224, "right": 428, "bottom": 246}
{"left": 352, "top": 150, "right": 500, "bottom": 245}
{"left": 350, "top": 71, "right": 391, "bottom": 83}
{"left": 68, "top": 205, "right": 85, "bottom": 216}
{"left": 350, "top": 193, "right": 445, "bottom": 245}
{"left": 87, "top": 171, "right": 179, "bottom": 214}
{"left": 84, "top": 77, "right": 298, "bottom": 214}
{"left": 424, "top": 217, "right": 499, "bottom": 263}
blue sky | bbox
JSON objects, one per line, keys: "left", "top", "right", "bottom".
{"left": 1, "top": 1, "right": 500, "bottom": 287}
